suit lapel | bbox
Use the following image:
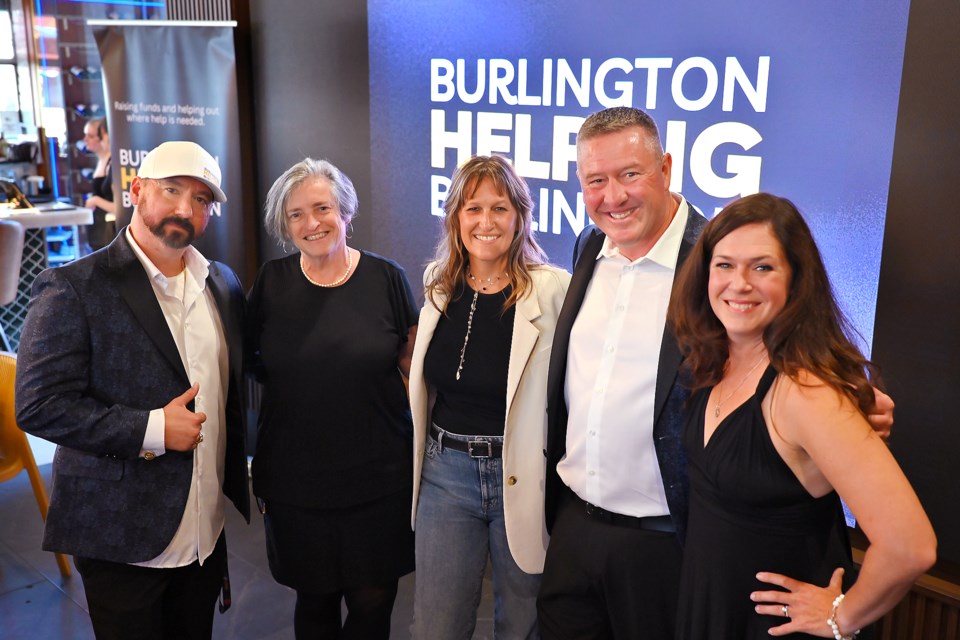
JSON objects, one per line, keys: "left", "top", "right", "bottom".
{"left": 505, "top": 290, "right": 541, "bottom": 430}
{"left": 652, "top": 208, "right": 709, "bottom": 424}
{"left": 544, "top": 228, "right": 603, "bottom": 527}
{"left": 546, "top": 229, "right": 604, "bottom": 402}
{"left": 206, "top": 261, "right": 242, "bottom": 385}
{"left": 107, "top": 232, "right": 188, "bottom": 382}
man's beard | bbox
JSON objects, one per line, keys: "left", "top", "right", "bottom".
{"left": 150, "top": 216, "right": 196, "bottom": 249}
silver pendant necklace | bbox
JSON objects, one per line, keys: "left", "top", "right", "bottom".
{"left": 455, "top": 288, "right": 479, "bottom": 381}
{"left": 714, "top": 353, "right": 767, "bottom": 418}
{"left": 456, "top": 271, "right": 506, "bottom": 380}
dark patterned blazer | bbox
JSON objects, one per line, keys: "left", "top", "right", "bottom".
{"left": 15, "top": 230, "right": 250, "bottom": 563}
{"left": 543, "top": 206, "right": 708, "bottom": 542}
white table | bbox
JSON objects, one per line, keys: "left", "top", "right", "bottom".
{"left": 0, "top": 203, "right": 93, "bottom": 351}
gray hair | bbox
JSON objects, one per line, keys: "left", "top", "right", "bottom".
{"left": 263, "top": 157, "right": 358, "bottom": 244}
{"left": 577, "top": 106, "right": 664, "bottom": 161}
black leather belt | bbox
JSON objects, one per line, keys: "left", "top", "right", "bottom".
{"left": 566, "top": 487, "right": 675, "bottom": 533}
{"left": 430, "top": 424, "right": 503, "bottom": 459}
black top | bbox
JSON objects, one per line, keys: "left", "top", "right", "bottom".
{"left": 88, "top": 159, "right": 114, "bottom": 250}
{"left": 247, "top": 251, "right": 417, "bottom": 509}
{"left": 676, "top": 366, "right": 861, "bottom": 639}
{"left": 91, "top": 159, "right": 113, "bottom": 205}
{"left": 424, "top": 284, "right": 515, "bottom": 436}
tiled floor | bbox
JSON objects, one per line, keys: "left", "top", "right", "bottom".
{"left": 0, "top": 464, "right": 495, "bottom": 639}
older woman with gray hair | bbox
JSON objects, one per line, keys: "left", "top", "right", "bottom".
{"left": 247, "top": 158, "right": 418, "bottom": 639}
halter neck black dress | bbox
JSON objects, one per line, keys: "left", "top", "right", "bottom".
{"left": 676, "top": 365, "right": 862, "bottom": 639}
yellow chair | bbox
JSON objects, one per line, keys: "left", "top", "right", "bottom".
{"left": 0, "top": 350, "right": 71, "bottom": 577}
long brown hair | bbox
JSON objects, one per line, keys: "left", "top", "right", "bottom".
{"left": 668, "top": 193, "right": 879, "bottom": 415}
{"left": 426, "top": 155, "right": 548, "bottom": 312}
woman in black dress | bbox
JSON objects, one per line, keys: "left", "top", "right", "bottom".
{"left": 668, "top": 193, "right": 935, "bottom": 639}
{"left": 247, "top": 158, "right": 417, "bottom": 639}
{"left": 82, "top": 117, "right": 116, "bottom": 251}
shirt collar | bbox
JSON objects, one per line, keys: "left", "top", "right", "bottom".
{"left": 125, "top": 226, "right": 210, "bottom": 290}
{"left": 598, "top": 194, "right": 690, "bottom": 269}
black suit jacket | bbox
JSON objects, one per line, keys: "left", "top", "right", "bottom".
{"left": 543, "top": 206, "right": 708, "bottom": 541}
{"left": 15, "top": 230, "right": 250, "bottom": 563}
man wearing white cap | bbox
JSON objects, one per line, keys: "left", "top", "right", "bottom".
{"left": 16, "top": 141, "right": 250, "bottom": 640}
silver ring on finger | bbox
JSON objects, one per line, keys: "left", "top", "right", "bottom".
{"left": 782, "top": 604, "right": 790, "bottom": 618}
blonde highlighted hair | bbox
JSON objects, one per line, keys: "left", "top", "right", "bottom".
{"left": 426, "top": 155, "right": 548, "bottom": 312}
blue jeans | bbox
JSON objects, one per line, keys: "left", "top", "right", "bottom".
{"left": 412, "top": 431, "right": 541, "bottom": 640}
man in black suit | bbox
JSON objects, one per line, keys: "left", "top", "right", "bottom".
{"left": 537, "top": 106, "right": 703, "bottom": 639}
{"left": 16, "top": 141, "right": 250, "bottom": 640}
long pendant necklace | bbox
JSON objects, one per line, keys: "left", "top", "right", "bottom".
{"left": 714, "top": 353, "right": 768, "bottom": 418}
{"left": 455, "top": 289, "right": 479, "bottom": 381}
{"left": 301, "top": 250, "right": 352, "bottom": 288}
{"left": 455, "top": 270, "right": 506, "bottom": 380}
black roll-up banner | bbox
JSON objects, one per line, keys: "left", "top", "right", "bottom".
{"left": 92, "top": 20, "right": 242, "bottom": 269}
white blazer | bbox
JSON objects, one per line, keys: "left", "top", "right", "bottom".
{"left": 409, "top": 263, "right": 571, "bottom": 573}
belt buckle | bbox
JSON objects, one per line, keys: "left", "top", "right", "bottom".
{"left": 467, "top": 440, "right": 492, "bottom": 458}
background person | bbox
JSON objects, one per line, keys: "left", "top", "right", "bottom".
{"left": 668, "top": 192, "right": 935, "bottom": 639}
{"left": 409, "top": 155, "right": 570, "bottom": 639}
{"left": 16, "top": 140, "right": 250, "bottom": 640}
{"left": 247, "top": 158, "right": 417, "bottom": 639}
{"left": 82, "top": 117, "right": 117, "bottom": 251}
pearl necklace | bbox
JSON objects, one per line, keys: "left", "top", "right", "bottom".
{"left": 300, "top": 251, "right": 352, "bottom": 288}
{"left": 714, "top": 353, "right": 767, "bottom": 418}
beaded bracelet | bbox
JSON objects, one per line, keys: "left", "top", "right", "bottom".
{"left": 826, "top": 593, "right": 860, "bottom": 640}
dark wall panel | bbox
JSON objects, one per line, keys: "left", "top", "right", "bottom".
{"left": 874, "top": 0, "right": 960, "bottom": 572}
{"left": 247, "top": 1, "right": 372, "bottom": 263}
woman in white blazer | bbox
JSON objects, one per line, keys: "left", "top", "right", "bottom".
{"left": 409, "top": 156, "right": 570, "bottom": 639}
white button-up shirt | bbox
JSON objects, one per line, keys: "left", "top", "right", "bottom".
{"left": 128, "top": 227, "right": 228, "bottom": 568}
{"left": 558, "top": 199, "right": 690, "bottom": 517}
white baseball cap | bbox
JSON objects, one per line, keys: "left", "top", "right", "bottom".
{"left": 137, "top": 141, "right": 227, "bottom": 203}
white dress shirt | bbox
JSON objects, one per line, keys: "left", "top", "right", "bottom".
{"left": 127, "top": 227, "right": 228, "bottom": 568}
{"left": 557, "top": 199, "right": 690, "bottom": 517}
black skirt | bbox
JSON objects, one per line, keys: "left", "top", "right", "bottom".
{"left": 262, "top": 486, "right": 415, "bottom": 594}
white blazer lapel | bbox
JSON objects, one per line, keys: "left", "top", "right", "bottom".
{"left": 504, "top": 291, "right": 542, "bottom": 428}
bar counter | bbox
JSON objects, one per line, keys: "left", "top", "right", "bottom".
{"left": 0, "top": 202, "right": 93, "bottom": 351}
